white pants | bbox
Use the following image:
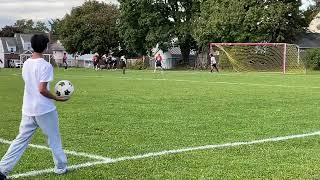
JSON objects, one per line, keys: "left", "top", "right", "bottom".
{"left": 0, "top": 110, "right": 67, "bottom": 175}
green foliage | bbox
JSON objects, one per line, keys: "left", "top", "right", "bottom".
{"left": 58, "top": 1, "right": 120, "bottom": 55}
{"left": 132, "top": 59, "right": 148, "bottom": 70}
{"left": 193, "top": 0, "right": 305, "bottom": 48}
{"left": 304, "top": 48, "right": 320, "bottom": 70}
{"left": 14, "top": 19, "right": 49, "bottom": 33}
{"left": 118, "top": 0, "right": 165, "bottom": 56}
{"left": 48, "top": 19, "right": 62, "bottom": 41}
{"left": 0, "top": 19, "right": 48, "bottom": 37}
{"left": 119, "top": 0, "right": 200, "bottom": 63}
{"left": 0, "top": 26, "right": 23, "bottom": 37}
{"left": 303, "top": 6, "right": 320, "bottom": 26}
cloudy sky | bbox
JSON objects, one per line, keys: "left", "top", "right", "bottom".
{"left": 0, "top": 0, "right": 315, "bottom": 28}
{"left": 0, "top": 0, "right": 118, "bottom": 28}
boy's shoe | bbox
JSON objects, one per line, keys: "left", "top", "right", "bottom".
{"left": 0, "top": 172, "right": 7, "bottom": 180}
{"left": 54, "top": 168, "right": 67, "bottom": 175}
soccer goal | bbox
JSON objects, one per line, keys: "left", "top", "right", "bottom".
{"left": 210, "top": 43, "right": 306, "bottom": 74}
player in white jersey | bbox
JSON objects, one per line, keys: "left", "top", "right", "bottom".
{"left": 0, "top": 34, "right": 69, "bottom": 180}
{"left": 210, "top": 54, "right": 219, "bottom": 73}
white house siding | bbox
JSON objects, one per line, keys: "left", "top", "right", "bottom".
{"left": 53, "top": 51, "right": 65, "bottom": 65}
{"left": 0, "top": 39, "right": 4, "bottom": 68}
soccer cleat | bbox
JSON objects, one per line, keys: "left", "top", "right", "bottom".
{"left": 0, "top": 172, "right": 7, "bottom": 180}
{"left": 54, "top": 168, "right": 68, "bottom": 175}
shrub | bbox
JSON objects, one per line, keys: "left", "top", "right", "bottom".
{"left": 132, "top": 60, "right": 147, "bottom": 70}
{"left": 304, "top": 48, "right": 320, "bottom": 70}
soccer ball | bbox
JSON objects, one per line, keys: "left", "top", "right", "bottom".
{"left": 55, "top": 80, "right": 74, "bottom": 97}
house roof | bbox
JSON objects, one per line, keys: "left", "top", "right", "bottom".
{"left": 295, "top": 32, "right": 320, "bottom": 48}
{"left": 0, "top": 37, "right": 20, "bottom": 53}
{"left": 19, "top": 34, "right": 33, "bottom": 43}
{"left": 51, "top": 43, "right": 65, "bottom": 51}
{"left": 168, "top": 47, "right": 181, "bottom": 55}
{"left": 0, "top": 33, "right": 54, "bottom": 54}
{"left": 5, "top": 38, "right": 17, "bottom": 47}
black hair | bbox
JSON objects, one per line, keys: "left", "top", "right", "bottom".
{"left": 31, "top": 34, "right": 49, "bottom": 53}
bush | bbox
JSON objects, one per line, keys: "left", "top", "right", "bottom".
{"left": 304, "top": 49, "right": 320, "bottom": 70}
{"left": 132, "top": 60, "right": 147, "bottom": 70}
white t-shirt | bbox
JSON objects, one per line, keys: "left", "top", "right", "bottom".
{"left": 211, "top": 56, "right": 217, "bottom": 65}
{"left": 22, "top": 58, "right": 56, "bottom": 116}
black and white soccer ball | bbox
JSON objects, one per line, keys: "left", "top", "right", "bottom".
{"left": 55, "top": 80, "right": 74, "bottom": 97}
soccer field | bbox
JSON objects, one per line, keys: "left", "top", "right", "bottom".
{"left": 2, "top": 68, "right": 320, "bottom": 179}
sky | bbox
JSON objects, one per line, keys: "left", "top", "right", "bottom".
{"left": 0, "top": 0, "right": 315, "bottom": 28}
{"left": 0, "top": 0, "right": 118, "bottom": 28}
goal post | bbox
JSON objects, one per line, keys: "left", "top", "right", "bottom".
{"left": 209, "top": 43, "right": 306, "bottom": 74}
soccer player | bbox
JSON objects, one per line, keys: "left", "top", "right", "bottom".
{"left": 0, "top": 34, "right": 69, "bottom": 180}
{"left": 120, "top": 55, "right": 127, "bottom": 74}
{"left": 154, "top": 54, "right": 163, "bottom": 73}
{"left": 111, "top": 55, "right": 117, "bottom": 70}
{"left": 210, "top": 53, "right": 219, "bottom": 73}
{"left": 93, "top": 55, "right": 98, "bottom": 70}
{"left": 63, "top": 52, "right": 68, "bottom": 70}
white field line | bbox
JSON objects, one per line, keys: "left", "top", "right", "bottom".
{"left": 9, "top": 131, "right": 320, "bottom": 179}
{"left": 0, "top": 138, "right": 111, "bottom": 161}
{"left": 121, "top": 77, "right": 320, "bottom": 89}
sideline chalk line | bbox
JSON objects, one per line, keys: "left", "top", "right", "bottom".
{"left": 120, "top": 77, "right": 320, "bottom": 89}
{"left": 7, "top": 130, "right": 320, "bottom": 179}
{"left": 0, "top": 138, "right": 111, "bottom": 161}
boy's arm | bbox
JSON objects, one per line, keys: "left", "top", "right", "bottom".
{"left": 39, "top": 82, "right": 68, "bottom": 102}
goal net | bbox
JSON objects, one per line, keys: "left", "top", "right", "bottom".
{"left": 210, "top": 43, "right": 306, "bottom": 74}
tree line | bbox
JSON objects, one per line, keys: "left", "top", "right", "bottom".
{"left": 0, "top": 0, "right": 319, "bottom": 63}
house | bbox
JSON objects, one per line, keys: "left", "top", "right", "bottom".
{"left": 51, "top": 41, "right": 66, "bottom": 66}
{"left": 151, "top": 47, "right": 197, "bottom": 69}
{"left": 66, "top": 54, "right": 95, "bottom": 68}
{"left": 0, "top": 33, "right": 53, "bottom": 68}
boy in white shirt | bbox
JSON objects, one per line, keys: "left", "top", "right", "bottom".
{"left": 0, "top": 34, "right": 69, "bottom": 180}
{"left": 210, "top": 53, "right": 219, "bottom": 73}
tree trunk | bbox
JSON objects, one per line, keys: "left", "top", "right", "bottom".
{"left": 180, "top": 44, "right": 191, "bottom": 66}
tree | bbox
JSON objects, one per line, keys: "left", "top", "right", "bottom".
{"left": 34, "top": 21, "right": 49, "bottom": 33}
{"left": 119, "top": 0, "right": 158, "bottom": 56}
{"left": 49, "top": 19, "right": 61, "bottom": 36}
{"left": 48, "top": 19, "right": 62, "bottom": 42}
{"left": 160, "top": 0, "right": 201, "bottom": 64}
{"left": 58, "top": 1, "right": 120, "bottom": 55}
{"left": 303, "top": 1, "right": 320, "bottom": 26}
{"left": 193, "top": 0, "right": 305, "bottom": 49}
{"left": 0, "top": 26, "right": 23, "bottom": 37}
{"left": 14, "top": 19, "right": 35, "bottom": 33}
{"left": 14, "top": 19, "right": 49, "bottom": 33}
{"left": 119, "top": 0, "right": 201, "bottom": 64}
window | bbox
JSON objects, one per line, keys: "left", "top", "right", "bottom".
{"left": 24, "top": 43, "right": 31, "bottom": 51}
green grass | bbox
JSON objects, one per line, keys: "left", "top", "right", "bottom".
{"left": 1, "top": 68, "right": 320, "bottom": 179}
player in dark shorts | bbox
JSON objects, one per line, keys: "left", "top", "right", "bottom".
{"left": 210, "top": 54, "right": 219, "bottom": 73}
{"left": 93, "top": 55, "right": 98, "bottom": 70}
{"left": 111, "top": 56, "right": 117, "bottom": 70}
{"left": 154, "top": 54, "right": 163, "bottom": 73}
{"left": 120, "top": 56, "right": 127, "bottom": 74}
{"left": 62, "top": 53, "right": 68, "bottom": 70}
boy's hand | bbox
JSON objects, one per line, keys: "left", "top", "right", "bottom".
{"left": 55, "top": 96, "right": 70, "bottom": 102}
